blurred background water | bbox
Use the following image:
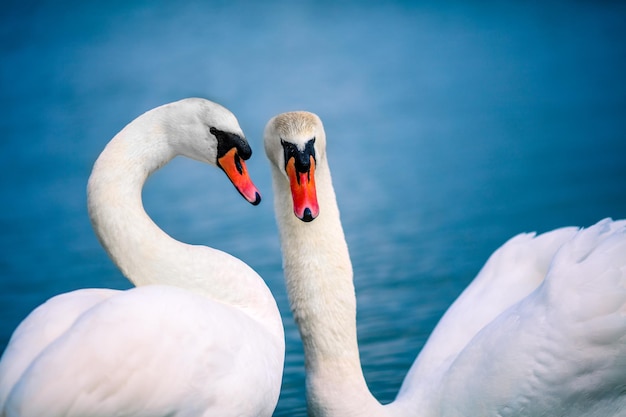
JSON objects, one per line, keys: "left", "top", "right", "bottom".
{"left": 1, "top": 0, "right": 625, "bottom": 415}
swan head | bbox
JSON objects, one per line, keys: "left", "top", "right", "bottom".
{"left": 165, "top": 98, "right": 261, "bottom": 205}
{"left": 264, "top": 111, "right": 326, "bottom": 222}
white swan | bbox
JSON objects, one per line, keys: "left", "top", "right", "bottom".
{"left": 0, "top": 98, "right": 284, "bottom": 417}
{"left": 263, "top": 111, "right": 626, "bottom": 417}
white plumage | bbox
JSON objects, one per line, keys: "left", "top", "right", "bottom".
{"left": 0, "top": 99, "right": 284, "bottom": 417}
{"left": 264, "top": 110, "right": 626, "bottom": 417}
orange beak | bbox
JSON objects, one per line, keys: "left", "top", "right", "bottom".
{"left": 286, "top": 155, "right": 319, "bottom": 222}
{"left": 217, "top": 148, "right": 261, "bottom": 205}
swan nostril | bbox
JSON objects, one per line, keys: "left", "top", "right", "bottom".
{"left": 301, "top": 208, "right": 314, "bottom": 222}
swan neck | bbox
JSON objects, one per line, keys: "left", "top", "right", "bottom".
{"left": 87, "top": 113, "right": 179, "bottom": 288}
{"left": 273, "top": 158, "right": 382, "bottom": 413}
{"left": 86, "top": 106, "right": 282, "bottom": 340}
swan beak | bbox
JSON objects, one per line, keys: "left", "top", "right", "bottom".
{"left": 217, "top": 148, "right": 261, "bottom": 205}
{"left": 286, "top": 155, "right": 319, "bottom": 222}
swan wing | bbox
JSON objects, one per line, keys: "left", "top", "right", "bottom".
{"left": 398, "top": 226, "right": 577, "bottom": 399}
{"left": 0, "top": 288, "right": 118, "bottom": 408}
{"left": 438, "top": 219, "right": 626, "bottom": 416}
{"left": 2, "top": 285, "right": 284, "bottom": 417}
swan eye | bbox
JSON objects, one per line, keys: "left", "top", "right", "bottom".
{"left": 281, "top": 138, "right": 316, "bottom": 172}
{"left": 280, "top": 140, "right": 297, "bottom": 167}
{"left": 212, "top": 127, "right": 252, "bottom": 161}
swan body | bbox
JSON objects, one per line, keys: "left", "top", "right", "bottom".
{"left": 0, "top": 98, "right": 284, "bottom": 417}
{"left": 263, "top": 111, "right": 626, "bottom": 417}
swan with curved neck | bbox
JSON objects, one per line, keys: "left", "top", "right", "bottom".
{"left": 264, "top": 111, "right": 626, "bottom": 417}
{"left": 0, "top": 98, "right": 284, "bottom": 417}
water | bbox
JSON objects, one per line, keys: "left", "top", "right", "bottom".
{"left": 1, "top": 1, "right": 625, "bottom": 415}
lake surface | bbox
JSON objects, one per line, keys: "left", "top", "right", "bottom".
{"left": 1, "top": 1, "right": 625, "bottom": 415}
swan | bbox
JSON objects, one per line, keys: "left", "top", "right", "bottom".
{"left": 263, "top": 110, "right": 626, "bottom": 417}
{"left": 0, "top": 98, "right": 284, "bottom": 417}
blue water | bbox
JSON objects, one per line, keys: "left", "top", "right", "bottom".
{"left": 1, "top": 1, "right": 625, "bottom": 415}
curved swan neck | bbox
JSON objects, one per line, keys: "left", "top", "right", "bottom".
{"left": 272, "top": 157, "right": 384, "bottom": 415}
{"left": 87, "top": 110, "right": 177, "bottom": 287}
{"left": 87, "top": 102, "right": 282, "bottom": 339}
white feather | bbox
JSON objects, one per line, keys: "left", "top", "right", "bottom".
{"left": 0, "top": 99, "right": 284, "bottom": 417}
{"left": 264, "top": 110, "right": 626, "bottom": 417}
